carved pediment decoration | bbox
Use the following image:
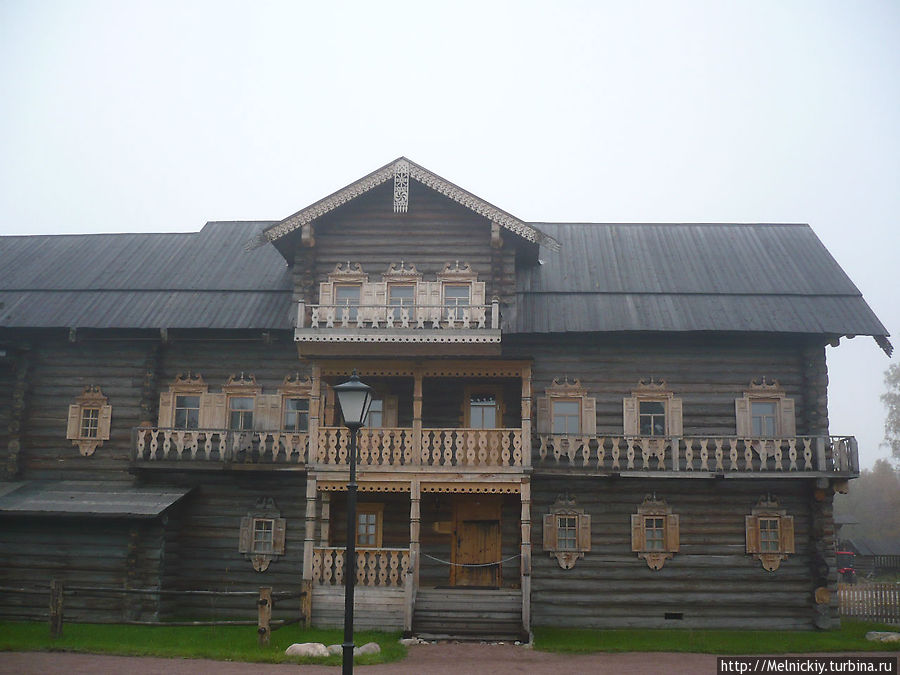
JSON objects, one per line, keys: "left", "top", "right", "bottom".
{"left": 747, "top": 377, "right": 785, "bottom": 397}
{"left": 327, "top": 261, "right": 368, "bottom": 283}
{"left": 437, "top": 261, "right": 477, "bottom": 282}
{"left": 168, "top": 371, "right": 207, "bottom": 394}
{"left": 76, "top": 384, "right": 107, "bottom": 407}
{"left": 382, "top": 260, "right": 422, "bottom": 281}
{"left": 546, "top": 377, "right": 587, "bottom": 399}
{"left": 633, "top": 378, "right": 669, "bottom": 395}
{"left": 223, "top": 372, "right": 260, "bottom": 395}
{"left": 279, "top": 373, "right": 313, "bottom": 396}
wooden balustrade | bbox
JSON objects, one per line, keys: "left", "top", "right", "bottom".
{"left": 316, "top": 427, "right": 523, "bottom": 467}
{"left": 535, "top": 434, "right": 858, "bottom": 475}
{"left": 312, "top": 547, "right": 410, "bottom": 587}
{"left": 133, "top": 428, "right": 308, "bottom": 465}
{"left": 303, "top": 302, "right": 496, "bottom": 331}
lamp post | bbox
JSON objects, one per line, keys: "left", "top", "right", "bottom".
{"left": 333, "top": 370, "right": 374, "bottom": 675}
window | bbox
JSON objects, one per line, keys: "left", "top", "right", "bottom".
{"left": 229, "top": 396, "right": 255, "bottom": 430}
{"left": 631, "top": 496, "right": 680, "bottom": 570}
{"left": 239, "top": 497, "right": 286, "bottom": 572}
{"left": 468, "top": 392, "right": 498, "bottom": 428}
{"left": 746, "top": 496, "right": 795, "bottom": 571}
{"left": 623, "top": 379, "right": 683, "bottom": 437}
{"left": 252, "top": 518, "right": 275, "bottom": 554}
{"left": 356, "top": 503, "right": 384, "bottom": 548}
{"left": 736, "top": 379, "right": 796, "bottom": 438}
{"left": 388, "top": 284, "right": 415, "bottom": 321}
{"left": 536, "top": 378, "right": 596, "bottom": 436}
{"left": 335, "top": 284, "right": 361, "bottom": 321}
{"left": 283, "top": 397, "right": 309, "bottom": 432}
{"left": 66, "top": 385, "right": 112, "bottom": 457}
{"left": 552, "top": 400, "right": 581, "bottom": 435}
{"left": 174, "top": 395, "right": 201, "bottom": 430}
{"left": 543, "top": 496, "right": 591, "bottom": 569}
{"left": 443, "top": 284, "right": 470, "bottom": 320}
{"left": 364, "top": 399, "right": 384, "bottom": 428}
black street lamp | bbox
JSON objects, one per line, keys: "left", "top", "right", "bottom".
{"left": 333, "top": 370, "right": 374, "bottom": 675}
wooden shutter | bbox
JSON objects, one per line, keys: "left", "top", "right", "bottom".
{"left": 780, "top": 515, "right": 795, "bottom": 554}
{"left": 668, "top": 397, "right": 683, "bottom": 436}
{"left": 383, "top": 395, "right": 399, "bottom": 427}
{"left": 238, "top": 516, "right": 252, "bottom": 553}
{"left": 780, "top": 398, "right": 796, "bottom": 437}
{"left": 361, "top": 283, "right": 376, "bottom": 323}
{"left": 66, "top": 405, "right": 81, "bottom": 439}
{"left": 200, "top": 393, "right": 227, "bottom": 429}
{"left": 536, "top": 397, "right": 550, "bottom": 434}
{"left": 745, "top": 515, "right": 760, "bottom": 553}
{"left": 273, "top": 518, "right": 287, "bottom": 555}
{"left": 578, "top": 513, "right": 592, "bottom": 552}
{"left": 582, "top": 397, "right": 597, "bottom": 435}
{"left": 319, "top": 281, "right": 334, "bottom": 306}
{"left": 631, "top": 514, "right": 645, "bottom": 552}
{"left": 542, "top": 513, "right": 558, "bottom": 551}
{"left": 623, "top": 397, "right": 638, "bottom": 436}
{"left": 98, "top": 405, "right": 113, "bottom": 440}
{"left": 255, "top": 395, "right": 282, "bottom": 431}
{"left": 471, "top": 281, "right": 486, "bottom": 307}
{"left": 735, "top": 398, "right": 752, "bottom": 436}
{"left": 666, "top": 514, "right": 680, "bottom": 552}
{"left": 158, "top": 392, "right": 174, "bottom": 428}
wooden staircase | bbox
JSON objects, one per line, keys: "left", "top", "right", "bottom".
{"left": 412, "top": 588, "right": 525, "bottom": 641}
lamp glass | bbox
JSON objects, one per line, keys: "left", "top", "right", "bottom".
{"left": 333, "top": 372, "right": 374, "bottom": 427}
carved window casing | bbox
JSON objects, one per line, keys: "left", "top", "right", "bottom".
{"left": 278, "top": 374, "right": 313, "bottom": 432}
{"left": 631, "top": 496, "right": 680, "bottom": 570}
{"left": 536, "top": 378, "right": 597, "bottom": 436}
{"left": 623, "top": 379, "right": 683, "bottom": 437}
{"left": 746, "top": 496, "right": 795, "bottom": 571}
{"left": 735, "top": 378, "right": 796, "bottom": 438}
{"left": 239, "top": 497, "right": 286, "bottom": 572}
{"left": 223, "top": 373, "right": 260, "bottom": 431}
{"left": 356, "top": 503, "right": 384, "bottom": 548}
{"left": 543, "top": 495, "right": 591, "bottom": 569}
{"left": 66, "top": 385, "right": 112, "bottom": 456}
{"left": 463, "top": 385, "right": 504, "bottom": 429}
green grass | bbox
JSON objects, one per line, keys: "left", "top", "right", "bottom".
{"left": 0, "top": 621, "right": 406, "bottom": 666}
{"left": 534, "top": 620, "right": 900, "bottom": 654}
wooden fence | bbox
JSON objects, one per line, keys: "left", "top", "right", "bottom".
{"left": 838, "top": 583, "right": 900, "bottom": 624}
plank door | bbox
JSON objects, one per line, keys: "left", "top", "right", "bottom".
{"left": 451, "top": 495, "right": 502, "bottom": 587}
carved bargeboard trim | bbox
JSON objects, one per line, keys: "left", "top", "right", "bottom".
{"left": 393, "top": 159, "right": 409, "bottom": 213}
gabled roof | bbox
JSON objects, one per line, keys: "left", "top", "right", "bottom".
{"left": 250, "top": 157, "right": 560, "bottom": 251}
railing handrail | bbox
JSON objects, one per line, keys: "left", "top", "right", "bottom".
{"left": 313, "top": 546, "right": 411, "bottom": 552}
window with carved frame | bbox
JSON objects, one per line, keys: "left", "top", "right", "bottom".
{"left": 223, "top": 373, "right": 260, "bottom": 432}
{"left": 536, "top": 378, "right": 596, "bottom": 437}
{"left": 736, "top": 378, "right": 796, "bottom": 438}
{"left": 745, "top": 495, "right": 795, "bottom": 571}
{"left": 66, "top": 385, "right": 112, "bottom": 457}
{"left": 356, "top": 503, "right": 384, "bottom": 548}
{"left": 239, "top": 497, "right": 286, "bottom": 572}
{"left": 279, "top": 374, "right": 313, "bottom": 433}
{"left": 631, "top": 496, "right": 680, "bottom": 570}
{"left": 623, "top": 379, "right": 683, "bottom": 437}
{"left": 543, "top": 495, "right": 591, "bottom": 569}
{"left": 158, "top": 372, "right": 208, "bottom": 430}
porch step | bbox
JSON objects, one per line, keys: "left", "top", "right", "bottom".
{"left": 413, "top": 588, "right": 524, "bottom": 641}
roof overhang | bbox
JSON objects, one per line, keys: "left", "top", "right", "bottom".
{"left": 0, "top": 481, "right": 192, "bottom": 518}
{"left": 248, "top": 157, "right": 560, "bottom": 252}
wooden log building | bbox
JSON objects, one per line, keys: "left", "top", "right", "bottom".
{"left": 0, "top": 157, "right": 891, "bottom": 637}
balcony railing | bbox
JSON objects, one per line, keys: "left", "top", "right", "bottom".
{"left": 312, "top": 547, "right": 411, "bottom": 587}
{"left": 294, "top": 301, "right": 500, "bottom": 343}
{"left": 535, "top": 434, "right": 859, "bottom": 475}
{"left": 316, "top": 427, "right": 524, "bottom": 467}
{"left": 132, "top": 428, "right": 308, "bottom": 466}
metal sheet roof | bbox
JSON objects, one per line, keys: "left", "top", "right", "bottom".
{"left": 0, "top": 481, "right": 192, "bottom": 518}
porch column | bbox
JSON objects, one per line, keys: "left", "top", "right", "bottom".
{"left": 309, "top": 363, "right": 322, "bottom": 464}
{"left": 520, "top": 478, "right": 532, "bottom": 634}
{"left": 303, "top": 477, "right": 318, "bottom": 581}
{"left": 521, "top": 364, "right": 532, "bottom": 468}
{"left": 320, "top": 492, "right": 331, "bottom": 546}
{"left": 412, "top": 368, "right": 423, "bottom": 464}
{"left": 410, "top": 478, "right": 421, "bottom": 589}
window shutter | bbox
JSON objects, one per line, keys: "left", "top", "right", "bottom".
{"left": 239, "top": 516, "right": 252, "bottom": 553}
{"left": 631, "top": 514, "right": 645, "bottom": 552}
{"left": 471, "top": 281, "right": 486, "bottom": 307}
{"left": 158, "top": 392, "right": 174, "bottom": 428}
{"left": 66, "top": 405, "right": 81, "bottom": 439}
{"left": 273, "top": 518, "right": 287, "bottom": 555}
{"left": 582, "top": 397, "right": 597, "bottom": 435}
{"left": 780, "top": 398, "right": 796, "bottom": 437}
{"left": 542, "top": 513, "right": 557, "bottom": 551}
{"left": 623, "top": 397, "right": 638, "bottom": 436}
{"left": 745, "top": 515, "right": 760, "bottom": 553}
{"left": 254, "top": 395, "right": 281, "bottom": 431}
{"left": 383, "top": 395, "right": 399, "bottom": 427}
{"left": 361, "top": 283, "right": 376, "bottom": 322}
{"left": 666, "top": 514, "right": 680, "bottom": 552}
{"left": 319, "top": 281, "right": 334, "bottom": 306}
{"left": 416, "top": 281, "right": 430, "bottom": 308}
{"left": 536, "top": 397, "right": 550, "bottom": 434}
{"left": 373, "top": 282, "right": 386, "bottom": 308}
{"left": 98, "top": 405, "right": 113, "bottom": 440}
{"left": 735, "top": 398, "right": 752, "bottom": 437}
{"left": 780, "top": 515, "right": 795, "bottom": 554}
{"left": 668, "top": 397, "right": 683, "bottom": 436}
{"left": 578, "top": 513, "right": 592, "bottom": 552}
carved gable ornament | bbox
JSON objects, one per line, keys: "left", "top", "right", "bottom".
{"left": 239, "top": 497, "right": 286, "bottom": 572}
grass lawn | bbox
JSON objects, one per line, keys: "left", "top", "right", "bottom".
{"left": 0, "top": 621, "right": 406, "bottom": 666}
{"left": 534, "top": 620, "right": 900, "bottom": 654}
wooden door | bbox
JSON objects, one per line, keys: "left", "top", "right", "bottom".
{"left": 451, "top": 495, "right": 502, "bottom": 587}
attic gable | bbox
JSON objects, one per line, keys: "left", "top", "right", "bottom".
{"left": 249, "top": 157, "right": 560, "bottom": 252}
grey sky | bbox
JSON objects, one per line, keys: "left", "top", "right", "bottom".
{"left": 1, "top": 0, "right": 897, "bottom": 468}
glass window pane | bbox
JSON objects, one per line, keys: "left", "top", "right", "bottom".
{"left": 283, "top": 398, "right": 309, "bottom": 431}
{"left": 253, "top": 519, "right": 274, "bottom": 554}
{"left": 80, "top": 408, "right": 100, "bottom": 438}
{"left": 470, "top": 393, "right": 497, "bottom": 428}
{"left": 174, "top": 395, "right": 200, "bottom": 430}
{"left": 364, "top": 399, "right": 383, "bottom": 428}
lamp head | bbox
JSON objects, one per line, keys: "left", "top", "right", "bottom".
{"left": 333, "top": 370, "right": 374, "bottom": 428}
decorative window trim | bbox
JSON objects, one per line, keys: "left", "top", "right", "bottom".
{"left": 536, "top": 377, "right": 596, "bottom": 435}
{"left": 224, "top": 373, "right": 260, "bottom": 431}
{"left": 735, "top": 378, "right": 796, "bottom": 438}
{"left": 239, "top": 497, "right": 286, "bottom": 572}
{"left": 745, "top": 495, "right": 795, "bottom": 571}
{"left": 158, "top": 372, "right": 208, "bottom": 429}
{"left": 278, "top": 374, "right": 313, "bottom": 432}
{"left": 462, "top": 385, "right": 505, "bottom": 428}
{"left": 356, "top": 503, "right": 385, "bottom": 548}
{"left": 631, "top": 495, "right": 680, "bottom": 570}
{"left": 542, "top": 494, "right": 591, "bottom": 569}
{"left": 66, "top": 385, "right": 112, "bottom": 456}
{"left": 623, "top": 378, "right": 683, "bottom": 437}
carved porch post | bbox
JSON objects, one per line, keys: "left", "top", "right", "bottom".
{"left": 521, "top": 364, "right": 532, "bottom": 468}
{"left": 303, "top": 478, "right": 317, "bottom": 582}
{"left": 410, "top": 479, "right": 421, "bottom": 590}
{"left": 413, "top": 368, "right": 423, "bottom": 464}
{"left": 520, "top": 478, "right": 532, "bottom": 635}
{"left": 309, "top": 363, "right": 321, "bottom": 464}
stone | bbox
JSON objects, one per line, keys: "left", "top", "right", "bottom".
{"left": 865, "top": 631, "right": 900, "bottom": 643}
{"left": 399, "top": 637, "right": 426, "bottom": 646}
{"left": 355, "top": 641, "right": 381, "bottom": 655}
{"left": 327, "top": 644, "right": 342, "bottom": 655}
{"left": 285, "top": 642, "right": 329, "bottom": 658}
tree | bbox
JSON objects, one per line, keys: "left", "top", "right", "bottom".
{"left": 834, "top": 459, "right": 900, "bottom": 551}
{"left": 883, "top": 364, "right": 900, "bottom": 463}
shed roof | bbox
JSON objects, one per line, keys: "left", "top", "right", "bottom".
{"left": 0, "top": 481, "right": 191, "bottom": 518}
